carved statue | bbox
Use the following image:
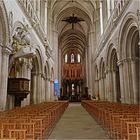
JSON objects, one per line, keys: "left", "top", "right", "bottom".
{"left": 12, "top": 27, "right": 30, "bottom": 52}
{"left": 11, "top": 26, "right": 36, "bottom": 58}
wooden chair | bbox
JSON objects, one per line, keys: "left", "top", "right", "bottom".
{"left": 136, "top": 127, "right": 140, "bottom": 140}
{"left": 0, "top": 138, "right": 17, "bottom": 140}
{"left": 0, "top": 101, "right": 69, "bottom": 139}
{"left": 125, "top": 122, "right": 140, "bottom": 140}
{"left": 9, "top": 129, "right": 27, "bottom": 140}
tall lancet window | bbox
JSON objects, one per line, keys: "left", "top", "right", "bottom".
{"left": 77, "top": 54, "right": 81, "bottom": 63}
{"left": 71, "top": 53, "right": 74, "bottom": 63}
{"left": 65, "top": 54, "right": 68, "bottom": 63}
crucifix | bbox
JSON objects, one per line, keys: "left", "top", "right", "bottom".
{"left": 62, "top": 13, "right": 84, "bottom": 29}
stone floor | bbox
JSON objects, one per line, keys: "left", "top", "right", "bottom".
{"left": 48, "top": 103, "right": 110, "bottom": 140}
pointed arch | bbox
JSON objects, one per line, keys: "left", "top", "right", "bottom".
{"left": 95, "top": 64, "right": 99, "bottom": 100}
{"left": 107, "top": 47, "right": 121, "bottom": 102}
{"left": 118, "top": 13, "right": 139, "bottom": 103}
{"left": 118, "top": 12, "right": 139, "bottom": 60}
{"left": 99, "top": 57, "right": 106, "bottom": 100}
{"left": 30, "top": 48, "right": 43, "bottom": 104}
{"left": 99, "top": 58, "right": 105, "bottom": 79}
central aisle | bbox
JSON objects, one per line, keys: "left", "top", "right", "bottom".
{"left": 48, "top": 103, "right": 110, "bottom": 139}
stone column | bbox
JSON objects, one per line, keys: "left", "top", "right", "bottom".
{"left": 105, "top": 70, "right": 110, "bottom": 101}
{"left": 108, "top": 70, "right": 113, "bottom": 101}
{"left": 50, "top": 80, "right": 54, "bottom": 101}
{"left": 53, "top": 30, "right": 59, "bottom": 81}
{"left": 0, "top": 47, "right": 2, "bottom": 87}
{"left": 95, "top": 3, "right": 101, "bottom": 41}
{"left": 130, "top": 58, "right": 139, "bottom": 104}
{"left": 37, "top": 0, "right": 41, "bottom": 19}
{"left": 104, "top": 76, "right": 108, "bottom": 101}
{"left": 95, "top": 79, "right": 99, "bottom": 99}
{"left": 44, "top": 1, "right": 48, "bottom": 33}
{"left": 20, "top": 59, "right": 32, "bottom": 106}
{"left": 110, "top": 0, "right": 115, "bottom": 10}
{"left": 137, "top": 11, "right": 140, "bottom": 103}
{"left": 0, "top": 47, "right": 11, "bottom": 110}
{"left": 88, "top": 31, "right": 95, "bottom": 96}
{"left": 105, "top": 73, "right": 108, "bottom": 101}
{"left": 123, "top": 60, "right": 131, "bottom": 103}
{"left": 104, "top": 77, "right": 107, "bottom": 101}
{"left": 98, "top": 78, "right": 102, "bottom": 100}
{"left": 102, "top": 0, "right": 108, "bottom": 30}
{"left": 112, "top": 70, "right": 117, "bottom": 102}
{"left": 100, "top": 0, "right": 103, "bottom": 34}
{"left": 118, "top": 61, "right": 125, "bottom": 103}
{"left": 32, "top": 72, "right": 37, "bottom": 104}
{"left": 85, "top": 47, "right": 89, "bottom": 87}
{"left": 58, "top": 48, "right": 62, "bottom": 90}
{"left": 46, "top": 78, "right": 51, "bottom": 101}
{"left": 107, "top": 0, "right": 111, "bottom": 18}
{"left": 22, "top": 60, "right": 28, "bottom": 78}
{"left": 26, "top": 60, "right": 32, "bottom": 105}
{"left": 41, "top": 74, "right": 46, "bottom": 102}
{"left": 101, "top": 78, "right": 105, "bottom": 100}
{"left": 36, "top": 73, "right": 42, "bottom": 103}
{"left": 47, "top": 11, "right": 52, "bottom": 44}
{"left": 27, "top": 60, "right": 32, "bottom": 79}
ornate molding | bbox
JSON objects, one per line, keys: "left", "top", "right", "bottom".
{"left": 117, "top": 57, "right": 139, "bottom": 66}
{"left": 137, "top": 10, "right": 140, "bottom": 21}
{"left": 12, "top": 27, "right": 30, "bottom": 52}
{"left": 17, "top": 0, "right": 46, "bottom": 44}
{"left": 2, "top": 47, "right": 12, "bottom": 55}
{"left": 95, "top": 0, "right": 132, "bottom": 59}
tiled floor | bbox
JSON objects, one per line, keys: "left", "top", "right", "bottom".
{"left": 48, "top": 103, "right": 110, "bottom": 140}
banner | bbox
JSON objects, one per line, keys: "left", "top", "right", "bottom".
{"left": 54, "top": 79, "right": 59, "bottom": 96}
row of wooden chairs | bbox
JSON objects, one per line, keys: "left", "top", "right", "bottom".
{"left": 81, "top": 100, "right": 140, "bottom": 140}
{"left": 0, "top": 101, "right": 69, "bottom": 140}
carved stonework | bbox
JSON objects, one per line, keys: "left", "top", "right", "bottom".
{"left": 63, "top": 63, "right": 84, "bottom": 80}
{"left": 9, "top": 11, "right": 13, "bottom": 27}
{"left": 12, "top": 27, "right": 30, "bottom": 53}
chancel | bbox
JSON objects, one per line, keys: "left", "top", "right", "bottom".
{"left": 0, "top": 0, "right": 139, "bottom": 140}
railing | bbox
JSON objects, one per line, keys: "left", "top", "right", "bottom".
{"left": 95, "top": 0, "right": 132, "bottom": 60}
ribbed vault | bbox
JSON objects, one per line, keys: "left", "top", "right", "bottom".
{"left": 47, "top": 0, "right": 96, "bottom": 59}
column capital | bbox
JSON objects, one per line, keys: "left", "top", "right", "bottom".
{"left": 128, "top": 57, "right": 139, "bottom": 63}
{"left": 117, "top": 59, "right": 124, "bottom": 66}
{"left": 50, "top": 79, "right": 54, "bottom": 83}
{"left": 100, "top": 0, "right": 103, "bottom": 3}
{"left": 88, "top": 31, "right": 95, "bottom": 34}
{"left": 104, "top": 69, "right": 108, "bottom": 74}
{"left": 106, "top": 68, "right": 112, "bottom": 73}
{"left": 27, "top": 62, "right": 33, "bottom": 70}
{"left": 41, "top": 73, "right": 46, "bottom": 79}
{"left": 53, "top": 29, "right": 58, "bottom": 34}
{"left": 98, "top": 76, "right": 101, "bottom": 80}
{"left": 118, "top": 57, "right": 139, "bottom": 65}
{"left": 2, "top": 47, "right": 12, "bottom": 55}
{"left": 137, "top": 9, "right": 140, "bottom": 21}
{"left": 31, "top": 72, "right": 38, "bottom": 76}
{"left": 32, "top": 72, "right": 42, "bottom": 76}
{"left": 46, "top": 77, "right": 51, "bottom": 81}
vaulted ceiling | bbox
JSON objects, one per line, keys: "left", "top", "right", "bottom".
{"left": 47, "top": 0, "right": 99, "bottom": 58}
